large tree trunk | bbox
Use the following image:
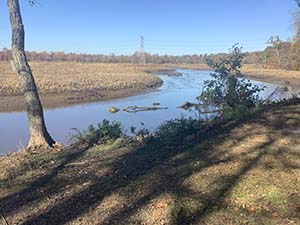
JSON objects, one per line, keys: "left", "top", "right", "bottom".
{"left": 7, "top": 0, "right": 55, "bottom": 149}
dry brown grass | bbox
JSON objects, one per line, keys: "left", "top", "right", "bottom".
{"left": 242, "top": 64, "right": 300, "bottom": 89}
{"left": 173, "top": 63, "right": 300, "bottom": 89}
{"left": 1, "top": 61, "right": 299, "bottom": 97}
{"left": 0, "top": 61, "right": 164, "bottom": 96}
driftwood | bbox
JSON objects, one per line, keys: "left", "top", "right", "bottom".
{"left": 177, "top": 102, "right": 223, "bottom": 114}
{"left": 109, "top": 105, "right": 167, "bottom": 113}
{"left": 177, "top": 102, "right": 203, "bottom": 109}
{"left": 108, "top": 102, "right": 220, "bottom": 114}
{"left": 122, "top": 106, "right": 168, "bottom": 113}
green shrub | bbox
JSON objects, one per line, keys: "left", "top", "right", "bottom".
{"left": 155, "top": 117, "right": 204, "bottom": 145}
{"left": 222, "top": 104, "right": 250, "bottom": 121}
{"left": 199, "top": 45, "right": 264, "bottom": 115}
{"left": 71, "top": 119, "right": 122, "bottom": 145}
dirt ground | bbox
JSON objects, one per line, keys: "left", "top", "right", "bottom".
{"left": 0, "top": 100, "right": 299, "bottom": 225}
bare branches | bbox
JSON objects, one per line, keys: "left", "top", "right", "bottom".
{"left": 28, "top": 0, "right": 38, "bottom": 6}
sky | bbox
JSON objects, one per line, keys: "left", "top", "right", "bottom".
{"left": 0, "top": 0, "right": 298, "bottom": 55}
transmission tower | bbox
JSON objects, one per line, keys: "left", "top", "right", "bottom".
{"left": 139, "top": 35, "right": 146, "bottom": 64}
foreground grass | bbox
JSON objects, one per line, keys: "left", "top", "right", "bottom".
{"left": 1, "top": 102, "right": 300, "bottom": 225}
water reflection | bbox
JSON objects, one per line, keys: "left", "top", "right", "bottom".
{"left": 0, "top": 69, "right": 281, "bottom": 154}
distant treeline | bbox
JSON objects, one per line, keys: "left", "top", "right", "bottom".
{"left": 0, "top": 38, "right": 299, "bottom": 70}
{"left": 244, "top": 37, "right": 300, "bottom": 70}
{"left": 0, "top": 49, "right": 208, "bottom": 64}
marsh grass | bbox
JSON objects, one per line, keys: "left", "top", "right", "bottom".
{"left": 0, "top": 62, "right": 164, "bottom": 96}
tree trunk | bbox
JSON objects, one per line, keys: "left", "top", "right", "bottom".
{"left": 7, "top": 0, "right": 55, "bottom": 149}
{"left": 275, "top": 47, "right": 281, "bottom": 68}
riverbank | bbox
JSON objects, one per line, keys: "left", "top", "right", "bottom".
{"left": 242, "top": 65, "right": 300, "bottom": 92}
{"left": 1, "top": 100, "right": 299, "bottom": 224}
{"left": 1, "top": 62, "right": 299, "bottom": 112}
{"left": 0, "top": 85, "right": 163, "bottom": 112}
{"left": 0, "top": 62, "right": 165, "bottom": 112}
{"left": 173, "top": 63, "right": 300, "bottom": 91}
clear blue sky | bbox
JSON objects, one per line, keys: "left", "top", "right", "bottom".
{"left": 0, "top": 0, "right": 298, "bottom": 55}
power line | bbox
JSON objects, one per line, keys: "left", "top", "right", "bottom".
{"left": 139, "top": 35, "right": 146, "bottom": 64}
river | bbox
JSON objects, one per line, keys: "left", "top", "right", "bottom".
{"left": 0, "top": 69, "right": 283, "bottom": 154}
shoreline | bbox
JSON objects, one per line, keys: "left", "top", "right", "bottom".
{"left": 172, "top": 64, "right": 300, "bottom": 91}
{"left": 0, "top": 82, "right": 163, "bottom": 113}
{"left": 0, "top": 62, "right": 167, "bottom": 112}
{"left": 1, "top": 64, "right": 299, "bottom": 112}
{"left": 149, "top": 68, "right": 184, "bottom": 76}
{"left": 243, "top": 73, "right": 300, "bottom": 92}
{"left": 0, "top": 66, "right": 193, "bottom": 113}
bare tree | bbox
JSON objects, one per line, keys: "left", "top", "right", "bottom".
{"left": 7, "top": 0, "right": 55, "bottom": 149}
{"left": 267, "top": 35, "right": 283, "bottom": 67}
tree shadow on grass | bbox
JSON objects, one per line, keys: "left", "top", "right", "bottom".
{"left": 1, "top": 103, "right": 300, "bottom": 225}
{"left": 0, "top": 145, "right": 89, "bottom": 217}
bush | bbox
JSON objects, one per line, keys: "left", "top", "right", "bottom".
{"left": 222, "top": 104, "right": 250, "bottom": 121}
{"left": 155, "top": 117, "right": 204, "bottom": 145}
{"left": 199, "top": 45, "right": 264, "bottom": 113}
{"left": 71, "top": 119, "right": 122, "bottom": 145}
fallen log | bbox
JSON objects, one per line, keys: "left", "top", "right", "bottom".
{"left": 177, "top": 101, "right": 203, "bottom": 109}
{"left": 123, "top": 105, "right": 168, "bottom": 113}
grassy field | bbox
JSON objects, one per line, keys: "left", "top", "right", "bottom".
{"left": 0, "top": 101, "right": 299, "bottom": 224}
{"left": 1, "top": 61, "right": 299, "bottom": 112}
{"left": 0, "top": 62, "right": 167, "bottom": 111}
{"left": 242, "top": 65, "right": 300, "bottom": 90}
{"left": 2, "top": 62, "right": 299, "bottom": 96}
{"left": 175, "top": 63, "right": 300, "bottom": 91}
{"left": 0, "top": 62, "right": 164, "bottom": 96}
